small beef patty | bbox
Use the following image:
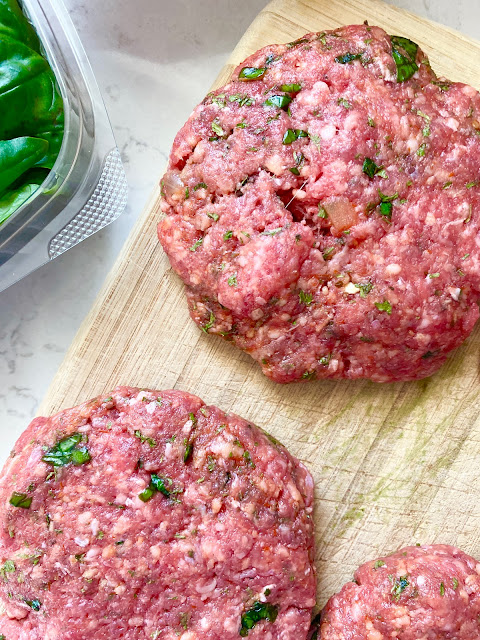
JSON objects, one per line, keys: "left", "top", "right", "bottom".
{"left": 320, "top": 544, "right": 480, "bottom": 639}
{"left": 0, "top": 387, "right": 315, "bottom": 639}
{"left": 158, "top": 24, "right": 480, "bottom": 383}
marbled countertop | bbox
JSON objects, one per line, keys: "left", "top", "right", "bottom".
{"left": 1, "top": 0, "right": 480, "bottom": 450}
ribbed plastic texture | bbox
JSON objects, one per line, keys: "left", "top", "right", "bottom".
{"left": 48, "top": 148, "right": 128, "bottom": 259}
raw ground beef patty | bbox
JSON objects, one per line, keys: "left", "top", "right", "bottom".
{"left": 158, "top": 24, "right": 480, "bottom": 383}
{"left": 0, "top": 387, "right": 315, "bottom": 640}
{"left": 319, "top": 545, "right": 480, "bottom": 639}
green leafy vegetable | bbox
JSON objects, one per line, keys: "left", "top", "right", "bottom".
{"left": 202, "top": 311, "right": 215, "bottom": 333}
{"left": 9, "top": 492, "right": 32, "bottom": 509}
{"left": 298, "top": 290, "right": 313, "bottom": 305}
{"left": 390, "top": 35, "right": 419, "bottom": 82}
{"left": 0, "top": 2, "right": 64, "bottom": 225}
{"left": 280, "top": 83, "right": 301, "bottom": 93}
{"left": 189, "top": 237, "right": 203, "bottom": 252}
{"left": 42, "top": 434, "right": 91, "bottom": 468}
{"left": 362, "top": 157, "right": 386, "bottom": 179}
{"left": 239, "top": 67, "right": 266, "bottom": 80}
{"left": 139, "top": 473, "right": 171, "bottom": 502}
{"left": 239, "top": 602, "right": 279, "bottom": 636}
{"left": 264, "top": 94, "right": 292, "bottom": 110}
{"left": 24, "top": 599, "right": 41, "bottom": 611}
{"left": 211, "top": 120, "right": 226, "bottom": 137}
{"left": 134, "top": 430, "right": 157, "bottom": 448}
{"left": 335, "top": 52, "right": 363, "bottom": 64}
{"left": 228, "top": 94, "right": 254, "bottom": 106}
{"left": 375, "top": 300, "right": 392, "bottom": 314}
{"left": 337, "top": 97, "right": 352, "bottom": 109}
{"left": 282, "top": 128, "right": 308, "bottom": 144}
{"left": 390, "top": 575, "right": 409, "bottom": 600}
{"left": 357, "top": 282, "right": 374, "bottom": 298}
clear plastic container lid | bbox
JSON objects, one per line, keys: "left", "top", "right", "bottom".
{"left": 0, "top": 0, "right": 128, "bottom": 292}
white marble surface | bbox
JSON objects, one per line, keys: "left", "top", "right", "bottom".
{"left": 1, "top": 0, "right": 479, "bottom": 452}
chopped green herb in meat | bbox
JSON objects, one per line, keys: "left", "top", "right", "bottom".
{"left": 239, "top": 602, "right": 279, "bottom": 636}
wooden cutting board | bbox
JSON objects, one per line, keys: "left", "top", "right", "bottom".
{"left": 40, "top": 0, "right": 480, "bottom": 606}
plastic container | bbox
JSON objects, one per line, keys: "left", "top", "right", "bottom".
{"left": 0, "top": 0, "right": 128, "bottom": 293}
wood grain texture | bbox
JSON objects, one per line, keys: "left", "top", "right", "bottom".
{"left": 40, "top": 0, "right": 480, "bottom": 606}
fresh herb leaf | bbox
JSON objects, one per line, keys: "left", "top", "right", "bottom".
{"left": 264, "top": 94, "right": 292, "bottom": 111}
{"left": 261, "top": 227, "right": 283, "bottom": 237}
{"left": 211, "top": 120, "right": 226, "bottom": 137}
{"left": 357, "top": 282, "right": 373, "bottom": 298}
{"left": 299, "top": 290, "right": 313, "bottom": 305}
{"left": 239, "top": 67, "right": 266, "bottom": 81}
{"left": 194, "top": 182, "right": 207, "bottom": 191}
{"left": 139, "top": 473, "right": 171, "bottom": 502}
{"left": 337, "top": 97, "right": 352, "bottom": 109}
{"left": 24, "top": 599, "right": 42, "bottom": 611}
{"left": 228, "top": 94, "right": 254, "bottom": 107}
{"left": 228, "top": 273, "right": 238, "bottom": 287}
{"left": 391, "top": 575, "right": 409, "bottom": 600}
{"left": 375, "top": 300, "right": 392, "bottom": 314}
{"left": 134, "top": 430, "right": 156, "bottom": 448}
{"left": 318, "top": 205, "right": 328, "bottom": 219}
{"left": 240, "top": 602, "right": 279, "bottom": 636}
{"left": 184, "top": 440, "right": 193, "bottom": 463}
{"left": 417, "top": 143, "right": 427, "bottom": 157}
{"left": 223, "top": 230, "right": 233, "bottom": 240}
{"left": 373, "top": 559, "right": 385, "bottom": 569}
{"left": 440, "top": 582, "right": 445, "bottom": 596}
{"left": 363, "top": 157, "right": 385, "bottom": 179}
{"left": 390, "top": 35, "right": 419, "bottom": 82}
{"left": 282, "top": 128, "right": 308, "bottom": 144}
{"left": 287, "top": 37, "right": 309, "bottom": 48}
{"left": 335, "top": 52, "right": 363, "bottom": 64}
{"left": 280, "top": 83, "right": 301, "bottom": 93}
{"left": 322, "top": 246, "right": 335, "bottom": 260}
{"left": 189, "top": 237, "right": 203, "bottom": 252}
{"left": 367, "top": 116, "right": 376, "bottom": 127}
{"left": 202, "top": 311, "right": 215, "bottom": 333}
{"left": 9, "top": 492, "right": 32, "bottom": 509}
{"left": 42, "top": 434, "right": 90, "bottom": 468}
{"left": 207, "top": 212, "right": 219, "bottom": 222}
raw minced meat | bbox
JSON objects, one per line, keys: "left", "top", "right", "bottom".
{"left": 0, "top": 387, "right": 315, "bottom": 639}
{"left": 158, "top": 24, "right": 480, "bottom": 383}
{"left": 319, "top": 544, "right": 480, "bottom": 639}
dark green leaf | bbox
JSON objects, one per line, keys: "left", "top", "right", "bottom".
{"left": 239, "top": 67, "right": 266, "bottom": 80}
{"left": 42, "top": 434, "right": 90, "bottom": 468}
{"left": 150, "top": 474, "right": 171, "bottom": 498}
{"left": 390, "top": 35, "right": 419, "bottom": 82}
{"left": 24, "top": 599, "right": 41, "bottom": 611}
{"left": 0, "top": 137, "right": 48, "bottom": 193}
{"left": 335, "top": 52, "right": 363, "bottom": 64}
{"left": 0, "top": 5, "right": 64, "bottom": 224}
{"left": 362, "top": 157, "right": 382, "bottom": 179}
{"left": 379, "top": 201, "right": 393, "bottom": 218}
{"left": 239, "top": 602, "right": 279, "bottom": 636}
{"left": 9, "top": 492, "right": 32, "bottom": 509}
{"left": 264, "top": 94, "right": 292, "bottom": 111}
{"left": 282, "top": 129, "right": 308, "bottom": 144}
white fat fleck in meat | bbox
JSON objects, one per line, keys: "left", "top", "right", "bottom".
{"left": 74, "top": 536, "right": 89, "bottom": 548}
